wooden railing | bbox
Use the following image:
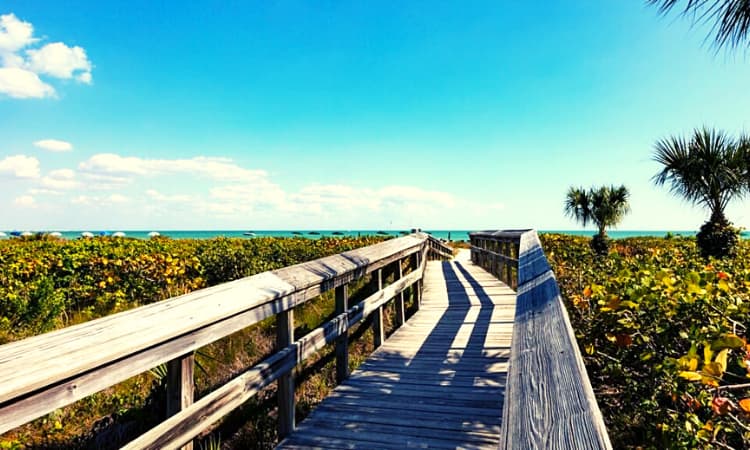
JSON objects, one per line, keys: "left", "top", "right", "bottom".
{"left": 0, "top": 233, "right": 453, "bottom": 449}
{"left": 470, "top": 230, "right": 612, "bottom": 450}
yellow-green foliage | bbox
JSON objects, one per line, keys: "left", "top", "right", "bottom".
{"left": 0, "top": 235, "right": 386, "bottom": 448}
{"left": 542, "top": 233, "right": 750, "bottom": 449}
{"left": 0, "top": 235, "right": 385, "bottom": 343}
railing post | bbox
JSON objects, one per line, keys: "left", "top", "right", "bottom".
{"left": 373, "top": 269, "right": 384, "bottom": 348}
{"left": 505, "top": 241, "right": 518, "bottom": 289}
{"left": 277, "top": 309, "right": 295, "bottom": 438}
{"left": 414, "top": 250, "right": 422, "bottom": 310}
{"left": 166, "top": 353, "right": 194, "bottom": 450}
{"left": 335, "top": 284, "right": 349, "bottom": 384}
{"left": 394, "top": 258, "right": 405, "bottom": 328}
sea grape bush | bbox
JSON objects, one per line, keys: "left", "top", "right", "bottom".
{"left": 541, "top": 233, "right": 750, "bottom": 449}
{"left": 0, "top": 235, "right": 384, "bottom": 343}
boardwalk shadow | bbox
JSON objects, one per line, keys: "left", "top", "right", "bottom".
{"left": 280, "top": 255, "right": 512, "bottom": 449}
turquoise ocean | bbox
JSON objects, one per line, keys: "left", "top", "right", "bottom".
{"left": 3, "top": 229, "right": 748, "bottom": 241}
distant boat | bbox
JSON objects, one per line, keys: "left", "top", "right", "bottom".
{"left": 81, "top": 231, "right": 94, "bottom": 238}
{"left": 376, "top": 231, "right": 389, "bottom": 235}
{"left": 49, "top": 232, "right": 62, "bottom": 237}
{"left": 332, "top": 231, "right": 344, "bottom": 236}
{"left": 308, "top": 231, "right": 320, "bottom": 235}
{"left": 243, "top": 232, "right": 256, "bottom": 236}
{"left": 112, "top": 231, "right": 126, "bottom": 238}
{"left": 148, "top": 231, "right": 161, "bottom": 237}
{"left": 292, "top": 231, "right": 303, "bottom": 236}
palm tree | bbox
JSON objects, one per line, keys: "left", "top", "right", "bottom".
{"left": 652, "top": 127, "right": 748, "bottom": 258}
{"left": 564, "top": 185, "right": 631, "bottom": 255}
{"left": 647, "top": 0, "right": 750, "bottom": 49}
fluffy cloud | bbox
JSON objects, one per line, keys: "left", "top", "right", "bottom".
{"left": 4, "top": 150, "right": 500, "bottom": 229}
{"left": 146, "top": 189, "right": 195, "bottom": 203}
{"left": 0, "top": 67, "right": 54, "bottom": 98}
{"left": 0, "top": 14, "right": 35, "bottom": 53}
{"left": 34, "top": 139, "right": 73, "bottom": 152}
{"left": 79, "top": 153, "right": 267, "bottom": 181}
{"left": 0, "top": 13, "right": 92, "bottom": 99}
{"left": 0, "top": 154, "right": 40, "bottom": 178}
{"left": 13, "top": 195, "right": 35, "bottom": 207}
{"left": 27, "top": 42, "right": 92, "bottom": 83}
{"left": 41, "top": 168, "right": 78, "bottom": 190}
{"left": 71, "top": 194, "right": 129, "bottom": 206}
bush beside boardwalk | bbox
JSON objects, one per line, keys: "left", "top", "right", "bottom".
{"left": 0, "top": 235, "right": 390, "bottom": 449}
{"left": 542, "top": 233, "right": 750, "bottom": 449}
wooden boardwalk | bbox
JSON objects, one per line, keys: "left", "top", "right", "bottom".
{"left": 278, "top": 250, "right": 516, "bottom": 449}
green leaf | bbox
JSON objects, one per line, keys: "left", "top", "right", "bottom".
{"left": 678, "top": 371, "right": 702, "bottom": 381}
{"left": 711, "top": 334, "right": 745, "bottom": 351}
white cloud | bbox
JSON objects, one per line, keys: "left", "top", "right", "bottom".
{"left": 146, "top": 189, "right": 194, "bottom": 203}
{"left": 70, "top": 193, "right": 129, "bottom": 206}
{"left": 0, "top": 67, "right": 55, "bottom": 98}
{"left": 0, "top": 154, "right": 40, "bottom": 178}
{"left": 29, "top": 188, "right": 62, "bottom": 196}
{"left": 13, "top": 195, "right": 35, "bottom": 207}
{"left": 0, "top": 14, "right": 35, "bottom": 53}
{"left": 107, "top": 193, "right": 129, "bottom": 203}
{"left": 27, "top": 42, "right": 92, "bottom": 82}
{"left": 41, "top": 168, "right": 78, "bottom": 190}
{"left": 79, "top": 153, "right": 267, "bottom": 181}
{"left": 0, "top": 13, "right": 92, "bottom": 99}
{"left": 34, "top": 139, "right": 73, "bottom": 152}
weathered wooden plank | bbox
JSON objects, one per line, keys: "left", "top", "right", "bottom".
{"left": 277, "top": 309, "right": 295, "bottom": 438}
{"left": 372, "top": 269, "right": 384, "bottom": 349}
{"left": 472, "top": 230, "right": 612, "bottom": 450}
{"left": 0, "top": 234, "right": 427, "bottom": 408}
{"left": 394, "top": 258, "right": 405, "bottom": 328}
{"left": 166, "top": 353, "right": 194, "bottom": 450}
{"left": 278, "top": 251, "right": 512, "bottom": 450}
{"left": 0, "top": 234, "right": 431, "bottom": 434}
{"left": 121, "top": 257, "right": 426, "bottom": 449}
{"left": 335, "top": 284, "right": 349, "bottom": 384}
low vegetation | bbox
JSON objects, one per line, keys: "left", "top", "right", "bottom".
{"left": 542, "top": 233, "right": 750, "bottom": 449}
{"left": 0, "top": 235, "right": 391, "bottom": 449}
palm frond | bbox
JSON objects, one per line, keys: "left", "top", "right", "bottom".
{"left": 652, "top": 126, "right": 747, "bottom": 219}
{"left": 647, "top": 0, "right": 750, "bottom": 49}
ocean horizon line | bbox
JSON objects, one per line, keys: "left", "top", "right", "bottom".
{"left": 2, "top": 229, "right": 748, "bottom": 241}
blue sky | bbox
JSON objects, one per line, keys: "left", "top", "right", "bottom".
{"left": 0, "top": 1, "right": 748, "bottom": 231}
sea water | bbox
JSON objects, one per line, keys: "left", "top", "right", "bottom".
{"left": 3, "top": 229, "right": 745, "bottom": 241}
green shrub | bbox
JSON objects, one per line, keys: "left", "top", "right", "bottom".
{"left": 541, "top": 233, "right": 750, "bottom": 449}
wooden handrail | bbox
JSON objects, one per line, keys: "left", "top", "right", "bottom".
{"left": 469, "top": 230, "right": 612, "bottom": 450}
{"left": 0, "top": 232, "right": 453, "bottom": 447}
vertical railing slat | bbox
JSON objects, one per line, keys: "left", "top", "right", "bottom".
{"left": 335, "top": 284, "right": 349, "bottom": 384}
{"left": 277, "top": 309, "right": 295, "bottom": 438}
{"left": 166, "top": 353, "right": 194, "bottom": 450}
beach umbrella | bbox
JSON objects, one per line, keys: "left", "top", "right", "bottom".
{"left": 81, "top": 231, "right": 94, "bottom": 238}
{"left": 243, "top": 231, "right": 255, "bottom": 236}
{"left": 10, "top": 231, "right": 21, "bottom": 237}
{"left": 0, "top": 232, "right": 6, "bottom": 237}
{"left": 148, "top": 231, "right": 161, "bottom": 237}
{"left": 308, "top": 231, "right": 320, "bottom": 235}
{"left": 49, "top": 232, "right": 62, "bottom": 237}
{"left": 376, "top": 231, "right": 389, "bottom": 235}
{"left": 112, "top": 231, "right": 126, "bottom": 238}
{"left": 332, "top": 231, "right": 344, "bottom": 236}
{"left": 20, "top": 231, "right": 32, "bottom": 237}
{"left": 292, "top": 231, "right": 302, "bottom": 236}
{"left": 99, "top": 231, "right": 110, "bottom": 237}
